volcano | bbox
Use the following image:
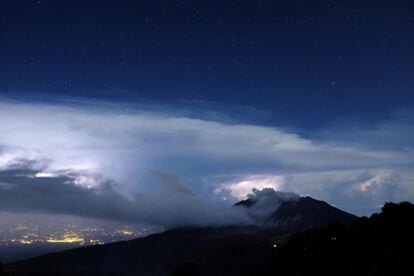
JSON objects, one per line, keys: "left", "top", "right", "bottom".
{"left": 5, "top": 195, "right": 358, "bottom": 276}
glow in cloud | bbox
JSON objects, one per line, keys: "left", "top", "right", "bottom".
{"left": 216, "top": 175, "right": 285, "bottom": 200}
{"left": 0, "top": 99, "right": 413, "bottom": 222}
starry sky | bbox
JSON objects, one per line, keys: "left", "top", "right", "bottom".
{"left": 2, "top": 0, "right": 414, "bottom": 127}
{"left": 0, "top": 0, "right": 414, "bottom": 224}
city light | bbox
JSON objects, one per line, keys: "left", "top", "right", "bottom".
{"left": 0, "top": 219, "right": 162, "bottom": 247}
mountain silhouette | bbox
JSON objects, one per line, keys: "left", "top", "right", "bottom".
{"left": 5, "top": 195, "right": 358, "bottom": 276}
{"left": 268, "top": 196, "right": 356, "bottom": 230}
{"left": 236, "top": 195, "right": 356, "bottom": 231}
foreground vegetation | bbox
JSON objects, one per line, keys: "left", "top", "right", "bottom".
{"left": 246, "top": 201, "right": 414, "bottom": 275}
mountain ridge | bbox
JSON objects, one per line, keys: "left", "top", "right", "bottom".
{"left": 236, "top": 195, "right": 357, "bottom": 230}
{"left": 5, "top": 195, "right": 358, "bottom": 276}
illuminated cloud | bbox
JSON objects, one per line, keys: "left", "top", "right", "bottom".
{"left": 216, "top": 175, "right": 285, "bottom": 200}
{"left": 0, "top": 98, "right": 413, "bottom": 222}
{"left": 0, "top": 168, "right": 250, "bottom": 227}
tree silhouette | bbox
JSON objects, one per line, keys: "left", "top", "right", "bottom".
{"left": 259, "top": 201, "right": 414, "bottom": 275}
{"left": 0, "top": 262, "right": 6, "bottom": 276}
{"left": 171, "top": 262, "right": 201, "bottom": 276}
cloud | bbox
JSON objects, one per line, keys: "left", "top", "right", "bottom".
{"left": 225, "top": 169, "right": 410, "bottom": 215}
{"left": 215, "top": 175, "right": 285, "bottom": 200}
{"left": 0, "top": 168, "right": 250, "bottom": 227}
{"left": 314, "top": 108, "right": 414, "bottom": 151}
{"left": 241, "top": 188, "right": 299, "bottom": 223}
{"left": 343, "top": 170, "right": 404, "bottom": 213}
{"left": 0, "top": 99, "right": 413, "bottom": 222}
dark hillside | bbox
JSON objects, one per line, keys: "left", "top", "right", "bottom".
{"left": 251, "top": 201, "right": 414, "bottom": 275}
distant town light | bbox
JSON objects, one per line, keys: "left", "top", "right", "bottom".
{"left": 47, "top": 234, "right": 85, "bottom": 244}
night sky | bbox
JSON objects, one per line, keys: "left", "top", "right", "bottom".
{"left": 0, "top": 0, "right": 414, "bottom": 230}
{"left": 2, "top": 0, "right": 414, "bottom": 127}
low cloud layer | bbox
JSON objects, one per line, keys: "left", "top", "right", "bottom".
{"left": 0, "top": 168, "right": 250, "bottom": 227}
{"left": 215, "top": 168, "right": 413, "bottom": 215}
{"left": 0, "top": 99, "right": 413, "bottom": 225}
{"left": 240, "top": 188, "right": 299, "bottom": 223}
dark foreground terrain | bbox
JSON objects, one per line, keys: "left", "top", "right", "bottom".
{"left": 254, "top": 201, "right": 414, "bottom": 275}
{"left": 2, "top": 198, "right": 413, "bottom": 275}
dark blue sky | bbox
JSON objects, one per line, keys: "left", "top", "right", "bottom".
{"left": 1, "top": 0, "right": 414, "bottom": 128}
{"left": 1, "top": 1, "right": 414, "bottom": 223}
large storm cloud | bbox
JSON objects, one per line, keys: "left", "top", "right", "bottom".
{"left": 0, "top": 168, "right": 251, "bottom": 226}
{"left": 0, "top": 98, "right": 413, "bottom": 224}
